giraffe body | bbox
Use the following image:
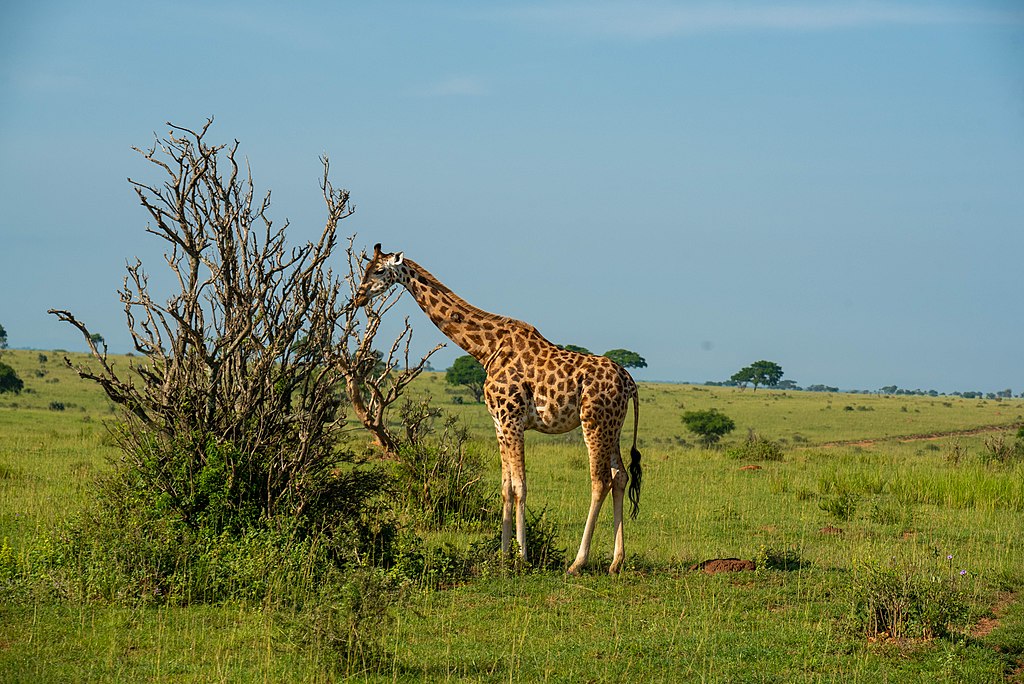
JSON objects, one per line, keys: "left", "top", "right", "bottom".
{"left": 354, "top": 245, "right": 641, "bottom": 574}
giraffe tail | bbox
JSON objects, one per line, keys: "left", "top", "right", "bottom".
{"left": 627, "top": 385, "right": 642, "bottom": 520}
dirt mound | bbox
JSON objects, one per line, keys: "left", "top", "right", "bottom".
{"left": 690, "top": 558, "right": 756, "bottom": 574}
{"left": 739, "top": 464, "right": 762, "bottom": 471}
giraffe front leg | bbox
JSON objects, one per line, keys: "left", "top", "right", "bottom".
{"left": 513, "top": 474, "right": 528, "bottom": 560}
{"left": 495, "top": 421, "right": 528, "bottom": 562}
{"left": 500, "top": 467, "right": 514, "bottom": 557}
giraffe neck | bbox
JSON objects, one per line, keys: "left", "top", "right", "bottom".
{"left": 400, "top": 259, "right": 510, "bottom": 363}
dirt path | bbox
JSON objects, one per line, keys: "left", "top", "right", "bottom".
{"left": 817, "top": 422, "right": 1022, "bottom": 449}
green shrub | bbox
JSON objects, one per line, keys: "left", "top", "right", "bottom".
{"left": 43, "top": 438, "right": 400, "bottom": 606}
{"left": 470, "top": 507, "right": 567, "bottom": 574}
{"left": 0, "top": 362, "right": 23, "bottom": 394}
{"left": 726, "top": 431, "right": 785, "bottom": 461}
{"left": 681, "top": 408, "right": 735, "bottom": 446}
{"left": 848, "top": 556, "right": 975, "bottom": 639}
{"left": 390, "top": 537, "right": 476, "bottom": 589}
{"left": 394, "top": 399, "right": 493, "bottom": 529}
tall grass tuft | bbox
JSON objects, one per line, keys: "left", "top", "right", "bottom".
{"left": 470, "top": 507, "right": 567, "bottom": 574}
{"left": 393, "top": 399, "right": 493, "bottom": 529}
{"left": 290, "top": 566, "right": 406, "bottom": 674}
{"left": 889, "top": 467, "right": 1024, "bottom": 511}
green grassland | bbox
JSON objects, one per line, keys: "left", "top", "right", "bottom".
{"left": 2, "top": 348, "right": 1023, "bottom": 682}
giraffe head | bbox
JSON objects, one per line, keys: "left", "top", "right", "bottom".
{"left": 353, "top": 243, "right": 406, "bottom": 307}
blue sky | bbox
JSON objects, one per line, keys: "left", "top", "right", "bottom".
{"left": 2, "top": 1, "right": 1022, "bottom": 393}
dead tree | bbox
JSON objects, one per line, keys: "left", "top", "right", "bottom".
{"left": 49, "top": 120, "right": 436, "bottom": 529}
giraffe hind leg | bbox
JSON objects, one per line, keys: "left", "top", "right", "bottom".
{"left": 567, "top": 421, "right": 623, "bottom": 574}
{"left": 608, "top": 456, "right": 628, "bottom": 574}
{"left": 569, "top": 385, "right": 630, "bottom": 574}
{"left": 567, "top": 476, "right": 610, "bottom": 575}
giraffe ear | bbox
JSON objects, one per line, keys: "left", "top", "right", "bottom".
{"left": 393, "top": 252, "right": 405, "bottom": 266}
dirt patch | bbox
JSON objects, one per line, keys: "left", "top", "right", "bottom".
{"left": 820, "top": 526, "right": 843, "bottom": 535}
{"left": 690, "top": 558, "right": 756, "bottom": 574}
{"left": 818, "top": 422, "right": 1023, "bottom": 449}
{"left": 971, "top": 591, "right": 1017, "bottom": 639}
{"left": 739, "top": 464, "right": 762, "bottom": 471}
{"left": 972, "top": 617, "right": 1000, "bottom": 639}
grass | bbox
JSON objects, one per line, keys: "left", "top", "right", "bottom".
{"left": 408, "top": 372, "right": 1024, "bottom": 448}
{"left": 2, "top": 348, "right": 1024, "bottom": 681}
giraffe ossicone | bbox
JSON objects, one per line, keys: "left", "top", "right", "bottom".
{"left": 354, "top": 243, "right": 643, "bottom": 574}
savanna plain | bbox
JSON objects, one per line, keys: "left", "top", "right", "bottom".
{"left": 2, "top": 348, "right": 1023, "bottom": 683}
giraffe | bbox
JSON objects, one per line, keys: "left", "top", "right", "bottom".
{"left": 353, "top": 244, "right": 642, "bottom": 574}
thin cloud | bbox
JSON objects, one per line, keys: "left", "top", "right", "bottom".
{"left": 413, "top": 76, "right": 489, "bottom": 97}
{"left": 415, "top": 76, "right": 489, "bottom": 97}
{"left": 8, "top": 65, "right": 89, "bottom": 95}
{"left": 497, "top": 2, "right": 1024, "bottom": 39}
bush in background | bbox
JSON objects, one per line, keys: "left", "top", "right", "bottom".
{"left": 681, "top": 408, "right": 735, "bottom": 446}
{"left": 726, "top": 430, "right": 785, "bottom": 461}
{"left": 0, "top": 362, "right": 23, "bottom": 394}
{"left": 848, "top": 554, "right": 976, "bottom": 640}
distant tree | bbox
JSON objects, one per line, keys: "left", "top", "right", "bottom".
{"left": 681, "top": 408, "right": 735, "bottom": 446}
{"left": 559, "top": 344, "right": 592, "bottom": 355}
{"left": 446, "top": 354, "right": 486, "bottom": 402}
{"left": 731, "top": 367, "right": 752, "bottom": 388}
{"left": 0, "top": 362, "right": 23, "bottom": 394}
{"left": 89, "top": 333, "right": 105, "bottom": 348}
{"left": 731, "top": 360, "right": 783, "bottom": 391}
{"left": 879, "top": 385, "right": 898, "bottom": 395}
{"left": 776, "top": 380, "right": 799, "bottom": 390}
{"left": 603, "top": 349, "right": 647, "bottom": 369}
{"left": 807, "top": 384, "right": 839, "bottom": 393}
{"left": 0, "top": 323, "right": 7, "bottom": 349}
